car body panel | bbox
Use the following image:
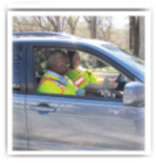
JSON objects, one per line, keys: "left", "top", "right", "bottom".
{"left": 13, "top": 94, "right": 28, "bottom": 150}
{"left": 26, "top": 94, "right": 144, "bottom": 150}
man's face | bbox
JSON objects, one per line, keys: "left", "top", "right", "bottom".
{"left": 56, "top": 55, "right": 70, "bottom": 75}
{"left": 72, "top": 54, "right": 80, "bottom": 69}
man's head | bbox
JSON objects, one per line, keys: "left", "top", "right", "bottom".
{"left": 68, "top": 51, "right": 80, "bottom": 69}
{"left": 47, "top": 50, "right": 70, "bottom": 75}
{"left": 72, "top": 52, "right": 80, "bottom": 69}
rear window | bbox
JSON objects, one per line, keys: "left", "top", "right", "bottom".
{"left": 13, "top": 43, "right": 23, "bottom": 91}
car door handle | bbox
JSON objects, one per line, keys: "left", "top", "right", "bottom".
{"left": 30, "top": 103, "right": 56, "bottom": 114}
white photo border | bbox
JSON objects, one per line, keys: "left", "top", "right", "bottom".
{"left": 7, "top": 9, "right": 152, "bottom": 156}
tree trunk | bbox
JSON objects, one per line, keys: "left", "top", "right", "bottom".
{"left": 47, "top": 16, "right": 66, "bottom": 32}
{"left": 138, "top": 17, "right": 145, "bottom": 59}
{"left": 67, "top": 16, "right": 79, "bottom": 34}
{"left": 84, "top": 16, "right": 97, "bottom": 38}
{"left": 129, "top": 16, "right": 139, "bottom": 57}
{"left": 91, "top": 16, "right": 97, "bottom": 38}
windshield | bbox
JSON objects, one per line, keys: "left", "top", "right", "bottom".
{"left": 102, "top": 44, "right": 144, "bottom": 66}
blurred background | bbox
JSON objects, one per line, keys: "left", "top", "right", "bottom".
{"left": 13, "top": 16, "right": 145, "bottom": 59}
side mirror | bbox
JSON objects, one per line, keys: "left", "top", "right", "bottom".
{"left": 123, "top": 81, "right": 144, "bottom": 106}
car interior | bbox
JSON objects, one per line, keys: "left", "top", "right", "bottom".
{"left": 34, "top": 47, "right": 131, "bottom": 100}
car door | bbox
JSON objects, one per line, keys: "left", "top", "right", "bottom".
{"left": 26, "top": 95, "right": 144, "bottom": 150}
{"left": 25, "top": 42, "right": 144, "bottom": 150}
{"left": 13, "top": 42, "right": 28, "bottom": 150}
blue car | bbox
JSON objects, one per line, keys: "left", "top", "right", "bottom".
{"left": 13, "top": 32, "right": 144, "bottom": 151}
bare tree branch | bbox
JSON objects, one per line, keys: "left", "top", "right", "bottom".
{"left": 67, "top": 16, "right": 80, "bottom": 34}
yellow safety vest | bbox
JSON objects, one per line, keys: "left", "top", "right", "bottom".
{"left": 37, "top": 72, "right": 76, "bottom": 95}
{"left": 66, "top": 69, "right": 98, "bottom": 89}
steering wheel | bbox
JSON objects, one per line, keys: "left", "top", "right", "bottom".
{"left": 115, "top": 73, "right": 127, "bottom": 91}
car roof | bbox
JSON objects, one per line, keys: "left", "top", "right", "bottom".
{"left": 13, "top": 32, "right": 111, "bottom": 46}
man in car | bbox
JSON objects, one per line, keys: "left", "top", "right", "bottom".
{"left": 66, "top": 51, "right": 119, "bottom": 96}
{"left": 37, "top": 50, "right": 77, "bottom": 95}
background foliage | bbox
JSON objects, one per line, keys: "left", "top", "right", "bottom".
{"left": 13, "top": 16, "right": 145, "bottom": 59}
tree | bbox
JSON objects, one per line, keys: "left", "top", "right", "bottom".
{"left": 33, "top": 16, "right": 51, "bottom": 31}
{"left": 66, "top": 16, "right": 80, "bottom": 34}
{"left": 129, "top": 16, "right": 140, "bottom": 56}
{"left": 84, "top": 16, "right": 97, "bottom": 38}
{"left": 47, "top": 16, "right": 66, "bottom": 32}
{"left": 13, "top": 17, "right": 33, "bottom": 32}
{"left": 13, "top": 17, "right": 22, "bottom": 32}
{"left": 138, "top": 17, "right": 145, "bottom": 59}
{"left": 97, "top": 16, "right": 113, "bottom": 41}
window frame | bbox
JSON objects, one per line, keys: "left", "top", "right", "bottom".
{"left": 26, "top": 41, "right": 136, "bottom": 101}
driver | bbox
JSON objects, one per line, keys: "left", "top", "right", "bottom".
{"left": 66, "top": 51, "right": 118, "bottom": 96}
{"left": 37, "top": 50, "right": 77, "bottom": 95}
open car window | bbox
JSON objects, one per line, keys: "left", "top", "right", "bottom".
{"left": 33, "top": 47, "right": 132, "bottom": 101}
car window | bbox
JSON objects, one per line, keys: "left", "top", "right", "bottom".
{"left": 33, "top": 47, "right": 132, "bottom": 101}
{"left": 78, "top": 51, "right": 120, "bottom": 83}
{"left": 13, "top": 43, "right": 23, "bottom": 92}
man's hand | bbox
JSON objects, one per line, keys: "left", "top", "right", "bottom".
{"left": 108, "top": 76, "right": 118, "bottom": 89}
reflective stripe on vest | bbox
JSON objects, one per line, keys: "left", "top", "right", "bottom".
{"left": 74, "top": 76, "right": 86, "bottom": 87}
{"left": 38, "top": 77, "right": 65, "bottom": 94}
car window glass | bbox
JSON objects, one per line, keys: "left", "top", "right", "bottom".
{"left": 102, "top": 44, "right": 144, "bottom": 68}
{"left": 13, "top": 43, "right": 23, "bottom": 92}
